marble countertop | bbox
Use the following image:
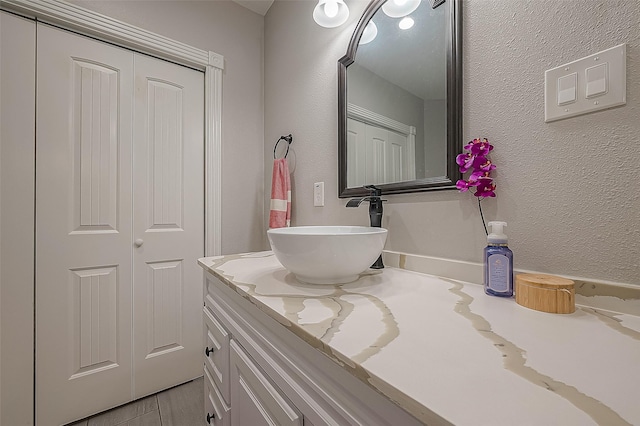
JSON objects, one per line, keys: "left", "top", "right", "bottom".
{"left": 198, "top": 252, "right": 640, "bottom": 425}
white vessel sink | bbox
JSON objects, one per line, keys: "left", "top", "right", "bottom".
{"left": 267, "top": 226, "right": 388, "bottom": 284}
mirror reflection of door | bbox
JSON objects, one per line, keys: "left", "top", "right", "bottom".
{"left": 347, "top": 105, "right": 416, "bottom": 187}
{"left": 346, "top": 0, "right": 448, "bottom": 186}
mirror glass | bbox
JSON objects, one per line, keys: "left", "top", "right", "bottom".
{"left": 338, "top": 0, "right": 461, "bottom": 197}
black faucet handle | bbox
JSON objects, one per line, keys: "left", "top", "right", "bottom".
{"left": 346, "top": 198, "right": 364, "bottom": 207}
{"left": 363, "top": 185, "right": 382, "bottom": 197}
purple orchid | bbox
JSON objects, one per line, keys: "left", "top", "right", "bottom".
{"left": 457, "top": 138, "right": 496, "bottom": 236}
{"left": 456, "top": 179, "right": 479, "bottom": 192}
{"left": 473, "top": 156, "right": 496, "bottom": 173}
{"left": 464, "top": 138, "right": 494, "bottom": 156}
{"left": 456, "top": 138, "right": 496, "bottom": 199}
{"left": 456, "top": 152, "right": 475, "bottom": 173}
{"left": 475, "top": 177, "right": 496, "bottom": 198}
{"left": 469, "top": 169, "right": 487, "bottom": 182}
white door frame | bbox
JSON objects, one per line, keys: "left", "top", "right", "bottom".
{"left": 1, "top": 0, "right": 222, "bottom": 257}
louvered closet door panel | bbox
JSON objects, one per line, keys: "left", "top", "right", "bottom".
{"left": 387, "top": 130, "right": 407, "bottom": 183}
{"left": 132, "top": 53, "right": 204, "bottom": 398}
{"left": 346, "top": 118, "right": 366, "bottom": 187}
{"left": 35, "top": 24, "right": 133, "bottom": 426}
{"left": 365, "top": 125, "right": 389, "bottom": 185}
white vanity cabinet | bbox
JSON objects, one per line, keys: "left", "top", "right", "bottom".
{"left": 202, "top": 271, "right": 423, "bottom": 426}
{"left": 203, "top": 306, "right": 231, "bottom": 425}
{"left": 203, "top": 294, "right": 303, "bottom": 426}
{"left": 229, "top": 340, "right": 303, "bottom": 426}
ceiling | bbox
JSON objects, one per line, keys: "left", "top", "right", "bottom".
{"left": 232, "top": 0, "right": 274, "bottom": 16}
{"left": 355, "top": 1, "right": 447, "bottom": 100}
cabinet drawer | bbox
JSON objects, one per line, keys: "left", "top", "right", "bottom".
{"left": 204, "top": 366, "right": 230, "bottom": 426}
{"left": 203, "top": 306, "right": 230, "bottom": 404}
{"left": 230, "top": 339, "right": 303, "bottom": 426}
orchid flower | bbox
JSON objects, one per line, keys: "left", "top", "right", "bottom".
{"left": 457, "top": 138, "right": 497, "bottom": 234}
{"left": 475, "top": 177, "right": 496, "bottom": 198}
{"left": 468, "top": 169, "right": 487, "bottom": 182}
{"left": 464, "top": 138, "right": 493, "bottom": 156}
{"left": 474, "top": 157, "right": 496, "bottom": 173}
{"left": 456, "top": 152, "right": 474, "bottom": 173}
{"left": 457, "top": 138, "right": 496, "bottom": 198}
{"left": 456, "top": 179, "right": 479, "bottom": 192}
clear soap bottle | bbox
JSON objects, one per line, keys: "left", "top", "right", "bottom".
{"left": 484, "top": 221, "right": 514, "bottom": 297}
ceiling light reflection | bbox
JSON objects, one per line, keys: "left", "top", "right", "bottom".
{"left": 359, "top": 21, "right": 378, "bottom": 44}
{"left": 399, "top": 16, "right": 415, "bottom": 30}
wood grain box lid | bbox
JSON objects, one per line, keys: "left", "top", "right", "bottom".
{"left": 515, "top": 273, "right": 575, "bottom": 314}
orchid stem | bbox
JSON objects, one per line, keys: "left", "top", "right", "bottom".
{"left": 478, "top": 197, "right": 488, "bottom": 236}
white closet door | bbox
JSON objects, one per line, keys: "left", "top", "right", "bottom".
{"left": 365, "top": 125, "right": 388, "bottom": 185}
{"left": 347, "top": 117, "right": 415, "bottom": 187}
{"left": 347, "top": 118, "right": 366, "bottom": 187}
{"left": 386, "top": 130, "right": 407, "bottom": 183}
{"left": 132, "top": 54, "right": 204, "bottom": 398}
{"left": 36, "top": 24, "right": 134, "bottom": 426}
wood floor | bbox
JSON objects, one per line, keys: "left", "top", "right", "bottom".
{"left": 68, "top": 377, "right": 203, "bottom": 426}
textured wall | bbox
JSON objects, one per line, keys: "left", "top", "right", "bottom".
{"left": 265, "top": 0, "right": 369, "bottom": 245}
{"left": 71, "top": 0, "right": 266, "bottom": 255}
{"left": 265, "top": 0, "right": 640, "bottom": 285}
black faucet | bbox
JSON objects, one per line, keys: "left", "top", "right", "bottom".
{"left": 346, "top": 185, "right": 385, "bottom": 269}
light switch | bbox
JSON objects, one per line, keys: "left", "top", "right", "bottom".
{"left": 585, "top": 62, "right": 607, "bottom": 98}
{"left": 557, "top": 73, "right": 577, "bottom": 105}
{"left": 544, "top": 43, "right": 626, "bottom": 122}
{"left": 313, "top": 182, "right": 324, "bottom": 207}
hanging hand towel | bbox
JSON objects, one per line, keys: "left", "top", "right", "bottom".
{"left": 269, "top": 158, "right": 291, "bottom": 228}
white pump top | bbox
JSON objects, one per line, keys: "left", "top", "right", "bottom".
{"left": 487, "top": 221, "right": 508, "bottom": 244}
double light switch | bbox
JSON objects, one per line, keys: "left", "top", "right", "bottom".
{"left": 545, "top": 44, "right": 626, "bottom": 122}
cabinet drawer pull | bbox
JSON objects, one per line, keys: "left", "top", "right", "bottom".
{"left": 206, "top": 412, "right": 215, "bottom": 423}
{"left": 205, "top": 347, "right": 214, "bottom": 357}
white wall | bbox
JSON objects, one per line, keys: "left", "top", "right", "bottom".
{"left": 71, "top": 0, "right": 267, "bottom": 254}
{"left": 423, "top": 99, "right": 446, "bottom": 177}
{"left": 265, "top": 0, "right": 640, "bottom": 286}
{"left": 1, "top": 11, "right": 36, "bottom": 425}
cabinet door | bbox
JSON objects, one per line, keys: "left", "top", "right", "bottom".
{"left": 230, "top": 340, "right": 302, "bottom": 426}
{"left": 204, "top": 306, "right": 231, "bottom": 404}
{"left": 132, "top": 53, "right": 204, "bottom": 398}
{"left": 204, "top": 366, "right": 231, "bottom": 426}
{"left": 36, "top": 23, "right": 134, "bottom": 426}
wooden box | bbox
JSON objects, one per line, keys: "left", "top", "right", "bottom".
{"left": 515, "top": 273, "right": 575, "bottom": 314}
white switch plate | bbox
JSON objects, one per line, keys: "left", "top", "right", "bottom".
{"left": 313, "top": 182, "right": 324, "bottom": 207}
{"left": 544, "top": 43, "right": 626, "bottom": 122}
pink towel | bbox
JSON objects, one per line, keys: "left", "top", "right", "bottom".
{"left": 269, "top": 158, "right": 291, "bottom": 228}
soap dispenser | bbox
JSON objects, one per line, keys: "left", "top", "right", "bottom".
{"left": 484, "top": 221, "right": 514, "bottom": 297}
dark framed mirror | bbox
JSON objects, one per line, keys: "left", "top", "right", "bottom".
{"left": 338, "top": 0, "right": 462, "bottom": 197}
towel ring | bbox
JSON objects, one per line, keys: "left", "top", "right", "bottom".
{"left": 274, "top": 134, "right": 293, "bottom": 159}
